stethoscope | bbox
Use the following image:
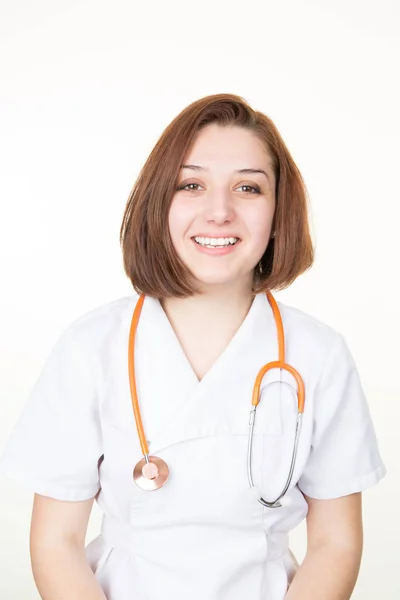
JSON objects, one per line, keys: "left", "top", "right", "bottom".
{"left": 129, "top": 290, "right": 305, "bottom": 508}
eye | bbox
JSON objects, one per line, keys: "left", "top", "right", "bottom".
{"left": 237, "top": 184, "right": 261, "bottom": 194}
{"left": 176, "top": 182, "right": 203, "bottom": 191}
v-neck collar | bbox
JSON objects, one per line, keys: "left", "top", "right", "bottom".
{"left": 134, "top": 291, "right": 277, "bottom": 453}
{"left": 146, "top": 291, "right": 265, "bottom": 394}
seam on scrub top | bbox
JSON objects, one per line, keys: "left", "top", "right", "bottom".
{"left": 311, "top": 333, "right": 342, "bottom": 401}
{"left": 66, "top": 327, "right": 96, "bottom": 387}
{"left": 298, "top": 463, "right": 387, "bottom": 498}
{"left": 66, "top": 327, "right": 108, "bottom": 460}
{"left": 68, "top": 295, "right": 135, "bottom": 406}
{"left": 0, "top": 466, "right": 100, "bottom": 501}
{"left": 99, "top": 300, "right": 134, "bottom": 407}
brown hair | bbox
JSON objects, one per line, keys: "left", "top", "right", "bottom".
{"left": 119, "top": 93, "right": 314, "bottom": 299}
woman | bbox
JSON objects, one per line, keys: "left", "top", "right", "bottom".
{"left": 0, "top": 93, "right": 386, "bottom": 599}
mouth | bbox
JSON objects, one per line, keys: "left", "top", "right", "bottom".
{"left": 191, "top": 235, "right": 241, "bottom": 249}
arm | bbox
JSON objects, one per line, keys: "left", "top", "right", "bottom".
{"left": 285, "top": 492, "right": 363, "bottom": 600}
{"left": 30, "top": 493, "right": 107, "bottom": 600}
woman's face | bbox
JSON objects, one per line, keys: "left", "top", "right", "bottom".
{"left": 168, "top": 123, "right": 276, "bottom": 293}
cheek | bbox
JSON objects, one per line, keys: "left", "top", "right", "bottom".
{"left": 244, "top": 207, "right": 274, "bottom": 247}
{"left": 168, "top": 197, "right": 195, "bottom": 241}
{"left": 167, "top": 200, "right": 182, "bottom": 240}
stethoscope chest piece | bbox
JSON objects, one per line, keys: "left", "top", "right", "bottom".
{"left": 133, "top": 455, "right": 169, "bottom": 490}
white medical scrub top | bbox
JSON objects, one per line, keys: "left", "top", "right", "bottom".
{"left": 0, "top": 292, "right": 386, "bottom": 600}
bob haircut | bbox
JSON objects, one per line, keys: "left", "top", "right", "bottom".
{"left": 120, "top": 93, "right": 314, "bottom": 299}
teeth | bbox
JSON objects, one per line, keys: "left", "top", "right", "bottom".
{"left": 194, "top": 236, "right": 238, "bottom": 247}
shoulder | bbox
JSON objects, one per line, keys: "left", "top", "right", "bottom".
{"left": 276, "top": 299, "right": 346, "bottom": 366}
{"left": 274, "top": 300, "right": 363, "bottom": 411}
{"left": 69, "top": 293, "right": 139, "bottom": 332}
{"left": 59, "top": 292, "right": 141, "bottom": 360}
{"left": 277, "top": 300, "right": 340, "bottom": 340}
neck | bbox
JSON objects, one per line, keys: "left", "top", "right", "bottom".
{"left": 159, "top": 281, "right": 256, "bottom": 329}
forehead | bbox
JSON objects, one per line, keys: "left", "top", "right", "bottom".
{"left": 184, "top": 124, "right": 273, "bottom": 171}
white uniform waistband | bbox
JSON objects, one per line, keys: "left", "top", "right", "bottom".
{"left": 101, "top": 514, "right": 290, "bottom": 562}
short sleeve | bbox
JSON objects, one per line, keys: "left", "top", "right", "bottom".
{"left": 0, "top": 323, "right": 104, "bottom": 501}
{"left": 297, "top": 332, "right": 386, "bottom": 499}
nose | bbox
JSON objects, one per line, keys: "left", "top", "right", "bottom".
{"left": 203, "top": 186, "right": 236, "bottom": 224}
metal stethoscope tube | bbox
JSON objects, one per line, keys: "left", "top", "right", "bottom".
{"left": 247, "top": 380, "right": 303, "bottom": 508}
{"left": 244, "top": 292, "right": 305, "bottom": 507}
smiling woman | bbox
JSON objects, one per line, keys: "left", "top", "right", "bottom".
{"left": 0, "top": 93, "right": 385, "bottom": 600}
{"left": 119, "top": 93, "right": 314, "bottom": 299}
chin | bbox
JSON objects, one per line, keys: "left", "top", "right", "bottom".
{"left": 191, "top": 271, "right": 234, "bottom": 285}
{"left": 192, "top": 269, "right": 246, "bottom": 287}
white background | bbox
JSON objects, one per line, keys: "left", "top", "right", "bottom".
{"left": 0, "top": 0, "right": 398, "bottom": 597}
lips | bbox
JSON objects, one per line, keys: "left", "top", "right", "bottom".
{"left": 190, "top": 237, "right": 241, "bottom": 255}
{"left": 192, "top": 236, "right": 240, "bottom": 248}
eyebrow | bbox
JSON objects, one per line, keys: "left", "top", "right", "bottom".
{"left": 180, "top": 164, "right": 270, "bottom": 183}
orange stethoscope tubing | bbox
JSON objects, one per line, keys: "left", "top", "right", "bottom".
{"left": 128, "top": 293, "right": 148, "bottom": 456}
{"left": 252, "top": 291, "right": 305, "bottom": 412}
{"left": 128, "top": 290, "right": 305, "bottom": 506}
